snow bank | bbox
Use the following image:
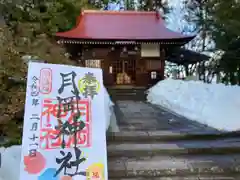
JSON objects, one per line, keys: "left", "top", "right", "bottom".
{"left": 147, "top": 79, "right": 240, "bottom": 131}
{"left": 104, "top": 86, "right": 114, "bottom": 130}
{"left": 0, "top": 146, "right": 21, "bottom": 180}
{"left": 104, "top": 86, "right": 119, "bottom": 132}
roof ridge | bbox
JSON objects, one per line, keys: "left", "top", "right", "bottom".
{"left": 82, "top": 10, "right": 157, "bottom": 15}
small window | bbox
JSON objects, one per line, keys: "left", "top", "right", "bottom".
{"left": 109, "top": 66, "right": 113, "bottom": 74}
{"left": 151, "top": 71, "right": 157, "bottom": 79}
{"left": 85, "top": 59, "right": 101, "bottom": 68}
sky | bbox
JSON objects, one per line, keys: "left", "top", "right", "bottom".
{"left": 167, "top": 0, "right": 216, "bottom": 54}
{"left": 104, "top": 0, "right": 195, "bottom": 36}
{"left": 104, "top": 0, "right": 187, "bottom": 32}
{"left": 166, "top": 0, "right": 187, "bottom": 32}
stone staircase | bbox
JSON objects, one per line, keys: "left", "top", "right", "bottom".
{"left": 107, "top": 87, "right": 147, "bottom": 101}
{"left": 107, "top": 131, "right": 240, "bottom": 180}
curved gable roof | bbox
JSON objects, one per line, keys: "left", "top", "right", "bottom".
{"left": 56, "top": 10, "right": 195, "bottom": 43}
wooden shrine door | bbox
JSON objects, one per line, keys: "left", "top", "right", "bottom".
{"left": 112, "top": 57, "right": 136, "bottom": 85}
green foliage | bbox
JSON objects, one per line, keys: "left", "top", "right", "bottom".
{"left": 0, "top": 0, "right": 171, "bottom": 146}
{"left": 183, "top": 0, "right": 213, "bottom": 50}
{"left": 0, "top": 0, "right": 93, "bottom": 34}
{"left": 207, "top": 0, "right": 240, "bottom": 50}
{"left": 184, "top": 0, "right": 240, "bottom": 85}
{"left": 207, "top": 0, "right": 240, "bottom": 84}
{"left": 143, "top": 0, "right": 171, "bottom": 15}
{"left": 0, "top": 0, "right": 92, "bottom": 145}
{"left": 0, "top": 24, "right": 77, "bottom": 145}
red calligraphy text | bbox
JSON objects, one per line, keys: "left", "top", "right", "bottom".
{"left": 40, "top": 98, "right": 91, "bottom": 149}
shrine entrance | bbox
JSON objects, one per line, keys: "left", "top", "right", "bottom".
{"left": 112, "top": 57, "right": 136, "bottom": 85}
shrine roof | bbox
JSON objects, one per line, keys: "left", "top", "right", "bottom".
{"left": 56, "top": 10, "right": 195, "bottom": 44}
{"left": 167, "top": 48, "right": 210, "bottom": 65}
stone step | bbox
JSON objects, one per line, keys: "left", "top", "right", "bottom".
{"left": 107, "top": 131, "right": 240, "bottom": 142}
{"left": 110, "top": 96, "right": 146, "bottom": 101}
{"left": 111, "top": 93, "right": 139, "bottom": 97}
{"left": 108, "top": 91, "right": 145, "bottom": 96}
{"left": 109, "top": 95, "right": 146, "bottom": 101}
{"left": 109, "top": 91, "right": 144, "bottom": 94}
{"left": 107, "top": 88, "right": 146, "bottom": 92}
{"left": 107, "top": 88, "right": 147, "bottom": 101}
{"left": 109, "top": 91, "right": 145, "bottom": 95}
{"left": 110, "top": 176, "right": 240, "bottom": 180}
{"left": 107, "top": 141, "right": 240, "bottom": 157}
{"left": 108, "top": 154, "right": 240, "bottom": 178}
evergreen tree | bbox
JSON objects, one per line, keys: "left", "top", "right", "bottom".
{"left": 0, "top": 0, "right": 93, "bottom": 34}
{"left": 142, "top": 0, "right": 170, "bottom": 15}
{"left": 0, "top": 24, "right": 76, "bottom": 146}
{"left": 0, "top": 0, "right": 92, "bottom": 145}
{"left": 207, "top": 0, "right": 240, "bottom": 85}
{"left": 184, "top": 0, "right": 240, "bottom": 84}
{"left": 183, "top": 0, "right": 213, "bottom": 52}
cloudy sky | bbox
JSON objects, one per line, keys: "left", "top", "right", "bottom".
{"left": 105, "top": 0, "right": 189, "bottom": 33}
{"left": 166, "top": 0, "right": 187, "bottom": 32}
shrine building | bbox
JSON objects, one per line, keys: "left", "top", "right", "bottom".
{"left": 56, "top": 10, "right": 196, "bottom": 87}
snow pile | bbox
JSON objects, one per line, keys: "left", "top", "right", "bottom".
{"left": 103, "top": 86, "right": 119, "bottom": 132}
{"left": 104, "top": 86, "right": 114, "bottom": 130}
{"left": 0, "top": 146, "right": 21, "bottom": 180}
{"left": 147, "top": 79, "right": 240, "bottom": 131}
